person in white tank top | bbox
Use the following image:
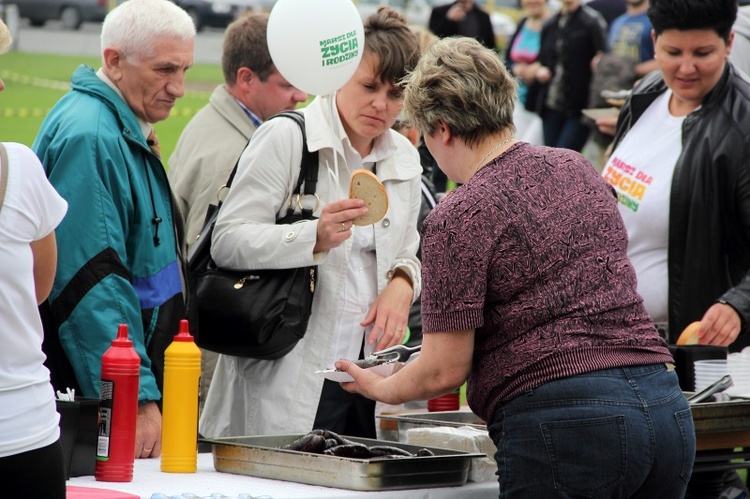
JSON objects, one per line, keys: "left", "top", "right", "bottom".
{"left": 0, "top": 18, "right": 69, "bottom": 497}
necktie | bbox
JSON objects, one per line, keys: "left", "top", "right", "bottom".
{"left": 147, "top": 129, "right": 161, "bottom": 158}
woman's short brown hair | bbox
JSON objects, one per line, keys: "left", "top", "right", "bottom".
{"left": 402, "top": 37, "right": 517, "bottom": 147}
{"left": 364, "top": 7, "right": 420, "bottom": 86}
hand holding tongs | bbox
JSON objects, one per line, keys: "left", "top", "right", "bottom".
{"left": 353, "top": 344, "right": 421, "bottom": 369}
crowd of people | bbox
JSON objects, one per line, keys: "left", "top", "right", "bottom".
{"left": 4, "top": 0, "right": 750, "bottom": 497}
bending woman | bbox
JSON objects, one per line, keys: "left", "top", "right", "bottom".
{"left": 337, "top": 37, "right": 695, "bottom": 498}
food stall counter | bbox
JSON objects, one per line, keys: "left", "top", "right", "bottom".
{"left": 66, "top": 452, "right": 499, "bottom": 499}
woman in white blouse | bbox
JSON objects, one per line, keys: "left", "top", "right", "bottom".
{"left": 199, "top": 8, "right": 423, "bottom": 439}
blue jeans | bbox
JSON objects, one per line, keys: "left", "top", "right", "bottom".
{"left": 542, "top": 107, "right": 591, "bottom": 152}
{"left": 488, "top": 364, "right": 695, "bottom": 498}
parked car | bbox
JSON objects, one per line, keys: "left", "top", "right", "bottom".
{"left": 13, "top": 0, "right": 109, "bottom": 30}
{"left": 173, "top": 0, "right": 252, "bottom": 31}
{"left": 13, "top": 0, "right": 254, "bottom": 31}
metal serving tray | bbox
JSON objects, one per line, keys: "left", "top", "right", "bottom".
{"left": 380, "top": 397, "right": 750, "bottom": 438}
{"left": 688, "top": 395, "right": 750, "bottom": 433}
{"left": 205, "top": 434, "right": 485, "bottom": 491}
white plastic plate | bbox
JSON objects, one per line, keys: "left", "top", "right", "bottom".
{"left": 315, "top": 360, "right": 403, "bottom": 382}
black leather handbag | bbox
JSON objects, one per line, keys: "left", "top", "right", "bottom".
{"left": 187, "top": 111, "right": 319, "bottom": 359}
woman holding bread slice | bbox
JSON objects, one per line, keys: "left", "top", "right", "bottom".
{"left": 337, "top": 37, "right": 695, "bottom": 498}
{"left": 199, "top": 8, "right": 423, "bottom": 440}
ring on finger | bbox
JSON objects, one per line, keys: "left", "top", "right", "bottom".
{"left": 143, "top": 447, "right": 153, "bottom": 453}
{"left": 341, "top": 222, "right": 346, "bottom": 232}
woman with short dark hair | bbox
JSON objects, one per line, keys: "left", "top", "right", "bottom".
{"left": 605, "top": 0, "right": 748, "bottom": 350}
{"left": 603, "top": 1, "right": 749, "bottom": 494}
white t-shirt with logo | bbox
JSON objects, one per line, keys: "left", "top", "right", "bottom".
{"left": 602, "top": 90, "right": 685, "bottom": 325}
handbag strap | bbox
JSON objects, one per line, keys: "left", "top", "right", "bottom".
{"left": 274, "top": 111, "right": 319, "bottom": 219}
{"left": 222, "top": 110, "right": 319, "bottom": 219}
{"left": 0, "top": 143, "right": 8, "bottom": 217}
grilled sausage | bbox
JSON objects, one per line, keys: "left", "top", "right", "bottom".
{"left": 282, "top": 433, "right": 315, "bottom": 451}
{"left": 323, "top": 443, "right": 374, "bottom": 458}
{"left": 368, "top": 445, "right": 414, "bottom": 457}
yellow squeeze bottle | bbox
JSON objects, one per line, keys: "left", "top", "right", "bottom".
{"left": 161, "top": 319, "right": 201, "bottom": 473}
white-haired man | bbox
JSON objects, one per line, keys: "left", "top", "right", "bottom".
{"left": 33, "top": 0, "right": 195, "bottom": 459}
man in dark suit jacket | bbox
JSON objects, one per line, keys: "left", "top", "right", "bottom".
{"left": 586, "top": 0, "right": 627, "bottom": 25}
{"left": 429, "top": 0, "right": 496, "bottom": 50}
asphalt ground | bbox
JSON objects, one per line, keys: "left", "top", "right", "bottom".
{"left": 12, "top": 20, "right": 224, "bottom": 65}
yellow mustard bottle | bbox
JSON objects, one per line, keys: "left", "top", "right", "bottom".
{"left": 160, "top": 319, "right": 201, "bottom": 473}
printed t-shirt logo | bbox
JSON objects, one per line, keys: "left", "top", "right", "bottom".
{"left": 603, "top": 156, "right": 653, "bottom": 212}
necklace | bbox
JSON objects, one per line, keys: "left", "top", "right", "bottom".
{"left": 474, "top": 137, "right": 515, "bottom": 174}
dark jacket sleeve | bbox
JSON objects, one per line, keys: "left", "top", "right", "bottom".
{"left": 717, "top": 139, "right": 750, "bottom": 329}
{"left": 588, "top": 8, "right": 608, "bottom": 53}
{"left": 478, "top": 8, "right": 496, "bottom": 50}
{"left": 429, "top": 4, "right": 456, "bottom": 38}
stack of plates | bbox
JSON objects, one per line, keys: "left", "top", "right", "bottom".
{"left": 695, "top": 356, "right": 750, "bottom": 397}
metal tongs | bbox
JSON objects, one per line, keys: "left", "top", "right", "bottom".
{"left": 353, "top": 344, "right": 421, "bottom": 369}
{"left": 687, "top": 374, "right": 734, "bottom": 404}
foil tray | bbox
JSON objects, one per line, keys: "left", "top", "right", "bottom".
{"left": 379, "top": 410, "right": 487, "bottom": 440}
{"left": 205, "top": 434, "right": 485, "bottom": 491}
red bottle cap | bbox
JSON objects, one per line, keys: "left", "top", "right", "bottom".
{"left": 172, "top": 319, "right": 195, "bottom": 342}
{"left": 112, "top": 324, "right": 133, "bottom": 347}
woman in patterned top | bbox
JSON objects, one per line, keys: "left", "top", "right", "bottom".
{"left": 337, "top": 37, "right": 695, "bottom": 498}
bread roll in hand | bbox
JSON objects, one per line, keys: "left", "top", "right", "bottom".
{"left": 676, "top": 322, "right": 701, "bottom": 345}
{"left": 349, "top": 169, "right": 388, "bottom": 226}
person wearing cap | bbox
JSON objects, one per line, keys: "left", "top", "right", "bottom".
{"left": 33, "top": 0, "right": 194, "bottom": 459}
{"left": 0, "top": 18, "right": 68, "bottom": 497}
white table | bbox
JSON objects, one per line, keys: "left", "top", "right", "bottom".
{"left": 67, "top": 452, "right": 498, "bottom": 499}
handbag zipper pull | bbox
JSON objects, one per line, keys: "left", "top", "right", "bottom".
{"left": 234, "top": 275, "right": 259, "bottom": 289}
{"left": 310, "top": 268, "right": 315, "bottom": 293}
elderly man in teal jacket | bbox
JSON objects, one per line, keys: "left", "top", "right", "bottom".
{"left": 33, "top": 0, "right": 195, "bottom": 459}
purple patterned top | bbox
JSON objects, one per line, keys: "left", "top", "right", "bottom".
{"left": 421, "top": 142, "right": 672, "bottom": 422}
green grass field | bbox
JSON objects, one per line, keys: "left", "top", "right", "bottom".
{"left": 0, "top": 51, "right": 224, "bottom": 163}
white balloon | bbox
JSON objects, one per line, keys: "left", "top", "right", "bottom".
{"left": 267, "top": 0, "right": 365, "bottom": 96}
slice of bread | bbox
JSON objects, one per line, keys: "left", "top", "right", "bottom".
{"left": 349, "top": 169, "right": 388, "bottom": 226}
{"left": 676, "top": 321, "right": 701, "bottom": 345}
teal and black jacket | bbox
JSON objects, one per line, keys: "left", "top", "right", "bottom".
{"left": 33, "top": 65, "right": 187, "bottom": 403}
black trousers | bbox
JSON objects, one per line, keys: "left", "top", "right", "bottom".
{"left": 312, "top": 379, "right": 376, "bottom": 439}
{"left": 0, "top": 439, "right": 66, "bottom": 498}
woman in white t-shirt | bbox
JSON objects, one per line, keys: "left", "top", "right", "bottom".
{"left": 0, "top": 20, "right": 69, "bottom": 497}
{"left": 602, "top": 0, "right": 750, "bottom": 352}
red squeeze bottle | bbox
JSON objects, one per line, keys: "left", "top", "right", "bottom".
{"left": 95, "top": 324, "right": 140, "bottom": 482}
{"left": 427, "top": 389, "right": 460, "bottom": 412}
